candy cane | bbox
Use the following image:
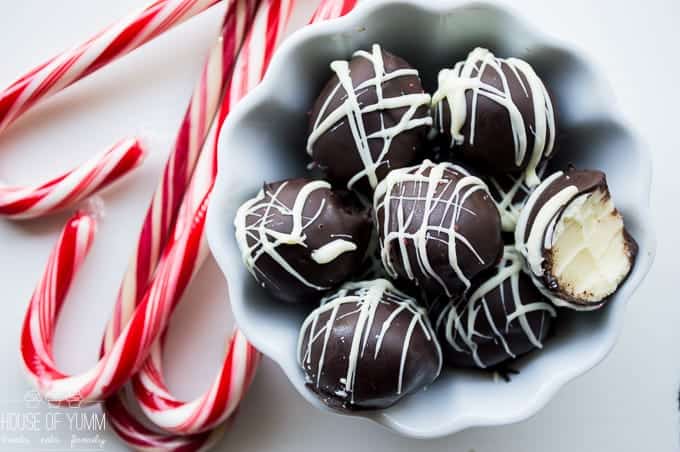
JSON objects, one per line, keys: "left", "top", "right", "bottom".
{"left": 103, "top": 118, "right": 260, "bottom": 450}
{"left": 0, "top": 138, "right": 144, "bottom": 219}
{"left": 0, "top": 0, "right": 222, "bottom": 219}
{"left": 124, "top": 0, "right": 293, "bottom": 436}
{"left": 106, "top": 98, "right": 265, "bottom": 436}
{"left": 103, "top": 0, "right": 260, "bottom": 351}
{"left": 20, "top": 0, "right": 260, "bottom": 406}
{"left": 103, "top": 101, "right": 264, "bottom": 450}
{"left": 98, "top": 0, "right": 284, "bottom": 439}
{"left": 107, "top": 0, "right": 356, "bottom": 449}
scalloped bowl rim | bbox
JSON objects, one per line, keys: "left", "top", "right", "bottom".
{"left": 207, "top": 0, "right": 656, "bottom": 438}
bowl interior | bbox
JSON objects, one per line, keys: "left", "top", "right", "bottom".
{"left": 207, "top": 0, "right": 654, "bottom": 438}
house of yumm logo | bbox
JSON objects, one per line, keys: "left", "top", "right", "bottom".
{"left": 0, "top": 390, "right": 107, "bottom": 450}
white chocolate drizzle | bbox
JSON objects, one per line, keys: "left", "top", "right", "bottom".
{"left": 234, "top": 180, "right": 356, "bottom": 290}
{"left": 297, "top": 279, "right": 442, "bottom": 404}
{"left": 490, "top": 173, "right": 528, "bottom": 232}
{"left": 432, "top": 47, "right": 556, "bottom": 187}
{"left": 311, "top": 239, "right": 357, "bottom": 264}
{"left": 490, "top": 164, "right": 547, "bottom": 232}
{"left": 514, "top": 171, "right": 577, "bottom": 277}
{"left": 307, "top": 44, "right": 432, "bottom": 191}
{"left": 434, "top": 247, "right": 556, "bottom": 368}
{"left": 374, "top": 159, "right": 491, "bottom": 297}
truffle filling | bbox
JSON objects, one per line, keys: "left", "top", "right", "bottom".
{"left": 546, "top": 189, "right": 632, "bottom": 302}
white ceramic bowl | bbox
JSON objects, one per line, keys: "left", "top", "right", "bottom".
{"left": 207, "top": 0, "right": 656, "bottom": 438}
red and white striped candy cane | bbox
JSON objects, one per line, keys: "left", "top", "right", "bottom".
{"left": 103, "top": 0, "right": 261, "bottom": 351}
{"left": 104, "top": 120, "right": 260, "bottom": 450}
{"left": 0, "top": 137, "right": 144, "bottom": 219}
{"left": 106, "top": 0, "right": 356, "bottom": 449}
{"left": 123, "top": 0, "right": 294, "bottom": 437}
{"left": 20, "top": 0, "right": 260, "bottom": 406}
{"left": 0, "top": 0, "right": 222, "bottom": 219}
{"left": 116, "top": 113, "right": 262, "bottom": 436}
{"left": 97, "top": 0, "right": 279, "bottom": 440}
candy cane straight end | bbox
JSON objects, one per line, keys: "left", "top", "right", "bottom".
{"left": 0, "top": 138, "right": 146, "bottom": 220}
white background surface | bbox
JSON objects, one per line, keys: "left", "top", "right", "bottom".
{"left": 0, "top": 1, "right": 677, "bottom": 451}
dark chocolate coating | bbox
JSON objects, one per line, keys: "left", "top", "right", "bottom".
{"left": 308, "top": 46, "right": 431, "bottom": 196}
{"left": 518, "top": 169, "right": 638, "bottom": 308}
{"left": 236, "top": 178, "right": 371, "bottom": 304}
{"left": 431, "top": 250, "right": 556, "bottom": 369}
{"left": 298, "top": 280, "right": 441, "bottom": 410}
{"left": 433, "top": 51, "right": 556, "bottom": 176}
{"left": 375, "top": 161, "right": 503, "bottom": 297}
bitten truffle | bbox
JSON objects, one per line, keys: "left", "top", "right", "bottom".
{"left": 432, "top": 47, "right": 556, "bottom": 186}
{"left": 297, "top": 279, "right": 442, "bottom": 410}
{"left": 515, "top": 169, "right": 637, "bottom": 310}
{"left": 234, "top": 178, "right": 370, "bottom": 303}
{"left": 374, "top": 159, "right": 503, "bottom": 297}
{"left": 307, "top": 44, "right": 432, "bottom": 196}
{"left": 431, "top": 247, "right": 557, "bottom": 369}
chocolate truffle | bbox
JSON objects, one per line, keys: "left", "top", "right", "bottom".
{"left": 515, "top": 169, "right": 637, "bottom": 310}
{"left": 374, "top": 160, "right": 503, "bottom": 298}
{"left": 432, "top": 47, "right": 556, "bottom": 186}
{"left": 234, "top": 178, "right": 370, "bottom": 304}
{"left": 307, "top": 44, "right": 432, "bottom": 197}
{"left": 431, "top": 247, "right": 557, "bottom": 369}
{"left": 297, "top": 279, "right": 442, "bottom": 410}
